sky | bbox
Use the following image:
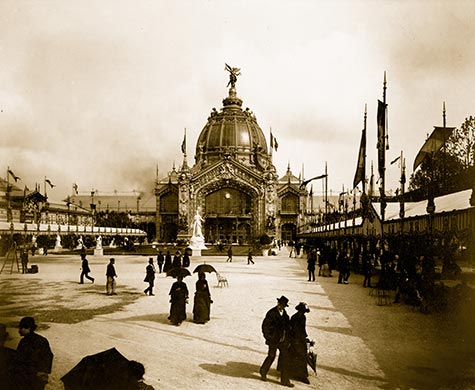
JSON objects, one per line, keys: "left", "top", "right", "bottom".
{"left": 1, "top": 0, "right": 475, "bottom": 202}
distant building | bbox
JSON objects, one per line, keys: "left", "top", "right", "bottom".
{"left": 155, "top": 73, "right": 309, "bottom": 243}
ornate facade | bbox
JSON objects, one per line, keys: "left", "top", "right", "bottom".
{"left": 155, "top": 70, "right": 308, "bottom": 244}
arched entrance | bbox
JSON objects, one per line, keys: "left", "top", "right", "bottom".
{"left": 204, "top": 187, "right": 253, "bottom": 244}
{"left": 281, "top": 223, "right": 296, "bottom": 242}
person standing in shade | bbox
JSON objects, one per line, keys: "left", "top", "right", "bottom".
{"left": 193, "top": 272, "right": 212, "bottom": 324}
{"left": 286, "top": 302, "right": 311, "bottom": 384}
{"left": 182, "top": 250, "right": 191, "bottom": 268}
{"left": 106, "top": 258, "right": 118, "bottom": 295}
{"left": 307, "top": 249, "right": 316, "bottom": 282}
{"left": 12, "top": 317, "right": 53, "bottom": 390}
{"left": 168, "top": 276, "right": 188, "bottom": 326}
{"left": 21, "top": 250, "right": 29, "bottom": 274}
{"left": 143, "top": 258, "right": 156, "bottom": 296}
{"left": 226, "top": 246, "right": 233, "bottom": 262}
{"left": 0, "top": 323, "right": 16, "bottom": 390}
{"left": 247, "top": 247, "right": 255, "bottom": 264}
{"left": 80, "top": 253, "right": 95, "bottom": 284}
{"left": 156, "top": 250, "right": 164, "bottom": 273}
{"left": 163, "top": 250, "right": 172, "bottom": 273}
{"left": 259, "top": 296, "right": 293, "bottom": 388}
{"left": 172, "top": 251, "right": 182, "bottom": 268}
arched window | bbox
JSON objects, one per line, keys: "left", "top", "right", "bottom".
{"left": 205, "top": 188, "right": 251, "bottom": 215}
{"left": 160, "top": 192, "right": 178, "bottom": 213}
{"left": 281, "top": 194, "right": 298, "bottom": 214}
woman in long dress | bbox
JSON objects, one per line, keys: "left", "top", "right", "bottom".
{"left": 163, "top": 250, "right": 172, "bottom": 273}
{"left": 287, "top": 302, "right": 311, "bottom": 384}
{"left": 193, "top": 272, "right": 212, "bottom": 324}
{"left": 168, "top": 276, "right": 188, "bottom": 326}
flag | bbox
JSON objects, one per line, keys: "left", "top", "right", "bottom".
{"left": 390, "top": 156, "right": 400, "bottom": 165}
{"left": 8, "top": 169, "right": 20, "bottom": 182}
{"left": 413, "top": 126, "right": 454, "bottom": 171}
{"left": 73, "top": 183, "right": 78, "bottom": 194}
{"left": 181, "top": 130, "right": 186, "bottom": 154}
{"left": 270, "top": 130, "right": 278, "bottom": 151}
{"left": 45, "top": 179, "right": 56, "bottom": 188}
{"left": 377, "top": 100, "right": 387, "bottom": 177}
{"left": 353, "top": 128, "right": 366, "bottom": 189}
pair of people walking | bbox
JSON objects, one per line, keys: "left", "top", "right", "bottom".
{"left": 260, "top": 296, "right": 312, "bottom": 387}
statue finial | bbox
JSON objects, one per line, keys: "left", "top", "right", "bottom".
{"left": 224, "top": 63, "right": 241, "bottom": 88}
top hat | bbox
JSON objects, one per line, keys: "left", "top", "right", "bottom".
{"left": 276, "top": 295, "right": 289, "bottom": 307}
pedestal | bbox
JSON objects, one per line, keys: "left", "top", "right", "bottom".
{"left": 94, "top": 248, "right": 104, "bottom": 257}
{"left": 53, "top": 245, "right": 62, "bottom": 253}
{"left": 192, "top": 249, "right": 202, "bottom": 257}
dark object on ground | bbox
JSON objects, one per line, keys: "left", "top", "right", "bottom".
{"left": 28, "top": 265, "right": 38, "bottom": 273}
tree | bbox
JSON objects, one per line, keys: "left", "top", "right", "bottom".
{"left": 446, "top": 116, "right": 475, "bottom": 169}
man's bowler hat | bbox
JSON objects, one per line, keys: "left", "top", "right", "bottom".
{"left": 277, "top": 295, "right": 289, "bottom": 307}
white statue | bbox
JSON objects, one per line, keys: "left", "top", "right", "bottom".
{"left": 77, "top": 236, "right": 84, "bottom": 249}
{"left": 192, "top": 208, "right": 204, "bottom": 238}
{"left": 55, "top": 234, "right": 62, "bottom": 248}
{"left": 96, "top": 235, "right": 102, "bottom": 250}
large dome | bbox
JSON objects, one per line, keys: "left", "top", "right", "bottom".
{"left": 195, "top": 87, "right": 269, "bottom": 167}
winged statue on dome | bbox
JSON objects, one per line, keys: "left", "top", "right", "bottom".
{"left": 225, "top": 63, "right": 241, "bottom": 88}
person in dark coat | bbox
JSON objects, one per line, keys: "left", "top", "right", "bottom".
{"left": 156, "top": 250, "right": 164, "bottom": 273}
{"left": 106, "top": 258, "right": 118, "bottom": 295}
{"left": 168, "top": 276, "right": 188, "bottom": 326}
{"left": 307, "top": 249, "right": 316, "bottom": 281}
{"left": 163, "top": 250, "right": 172, "bottom": 273}
{"left": 80, "top": 253, "right": 95, "bottom": 284}
{"left": 172, "top": 251, "right": 182, "bottom": 269}
{"left": 193, "top": 272, "right": 212, "bottom": 324}
{"left": 12, "top": 317, "right": 53, "bottom": 390}
{"left": 337, "top": 250, "right": 351, "bottom": 284}
{"left": 143, "top": 258, "right": 156, "bottom": 296}
{"left": 287, "top": 302, "right": 311, "bottom": 384}
{"left": 21, "top": 250, "right": 29, "bottom": 274}
{"left": 247, "top": 247, "right": 255, "bottom": 264}
{"left": 182, "top": 251, "right": 191, "bottom": 268}
{"left": 259, "top": 296, "right": 293, "bottom": 387}
{"left": 0, "top": 323, "right": 16, "bottom": 390}
{"left": 362, "top": 249, "right": 373, "bottom": 288}
{"left": 226, "top": 246, "right": 233, "bottom": 262}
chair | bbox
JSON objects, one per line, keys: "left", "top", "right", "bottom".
{"left": 216, "top": 272, "right": 228, "bottom": 288}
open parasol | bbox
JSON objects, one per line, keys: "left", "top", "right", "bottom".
{"left": 166, "top": 267, "right": 192, "bottom": 278}
{"left": 193, "top": 264, "right": 217, "bottom": 274}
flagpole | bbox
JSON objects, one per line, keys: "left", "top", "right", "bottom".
{"left": 363, "top": 104, "right": 367, "bottom": 194}
{"left": 269, "top": 128, "right": 273, "bottom": 159}
{"left": 324, "top": 162, "right": 328, "bottom": 230}
{"left": 6, "top": 167, "right": 11, "bottom": 222}
{"left": 381, "top": 71, "right": 387, "bottom": 222}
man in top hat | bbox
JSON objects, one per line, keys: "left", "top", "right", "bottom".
{"left": 259, "top": 295, "right": 294, "bottom": 387}
{"left": 13, "top": 317, "right": 53, "bottom": 390}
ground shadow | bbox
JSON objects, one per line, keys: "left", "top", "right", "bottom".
{"left": 199, "top": 361, "right": 281, "bottom": 385}
{"left": 318, "top": 363, "right": 386, "bottom": 382}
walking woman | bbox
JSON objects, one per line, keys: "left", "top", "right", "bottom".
{"left": 287, "top": 302, "right": 311, "bottom": 384}
{"left": 193, "top": 272, "right": 212, "bottom": 324}
{"left": 168, "top": 276, "right": 188, "bottom": 326}
{"left": 143, "top": 258, "right": 156, "bottom": 296}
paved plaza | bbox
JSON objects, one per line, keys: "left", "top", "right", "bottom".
{"left": 0, "top": 248, "right": 474, "bottom": 390}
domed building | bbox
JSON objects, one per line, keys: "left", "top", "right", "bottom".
{"left": 155, "top": 68, "right": 308, "bottom": 244}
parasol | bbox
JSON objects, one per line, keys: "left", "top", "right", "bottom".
{"left": 166, "top": 267, "right": 192, "bottom": 278}
{"left": 193, "top": 264, "right": 217, "bottom": 274}
{"left": 61, "top": 348, "right": 135, "bottom": 390}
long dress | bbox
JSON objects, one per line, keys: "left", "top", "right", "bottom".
{"left": 163, "top": 252, "right": 172, "bottom": 273}
{"left": 287, "top": 311, "right": 309, "bottom": 381}
{"left": 193, "top": 279, "right": 211, "bottom": 323}
{"left": 169, "top": 281, "right": 188, "bottom": 325}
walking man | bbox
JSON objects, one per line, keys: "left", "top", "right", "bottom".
{"left": 157, "top": 250, "right": 164, "bottom": 273}
{"left": 21, "top": 250, "right": 29, "bottom": 274}
{"left": 106, "top": 258, "right": 117, "bottom": 295}
{"left": 226, "top": 246, "right": 233, "bottom": 262}
{"left": 247, "top": 247, "right": 255, "bottom": 264}
{"left": 80, "top": 253, "right": 94, "bottom": 284}
{"left": 259, "top": 296, "right": 293, "bottom": 387}
{"left": 143, "top": 258, "right": 156, "bottom": 296}
{"left": 307, "top": 249, "right": 316, "bottom": 281}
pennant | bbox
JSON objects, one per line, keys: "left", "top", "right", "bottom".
{"left": 353, "top": 128, "right": 366, "bottom": 189}
{"left": 8, "top": 169, "right": 20, "bottom": 182}
{"left": 45, "top": 179, "right": 56, "bottom": 188}
{"left": 390, "top": 156, "right": 400, "bottom": 165}
{"left": 413, "top": 126, "right": 454, "bottom": 171}
{"left": 73, "top": 183, "right": 79, "bottom": 194}
{"left": 377, "top": 100, "right": 387, "bottom": 177}
{"left": 181, "top": 130, "right": 186, "bottom": 154}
